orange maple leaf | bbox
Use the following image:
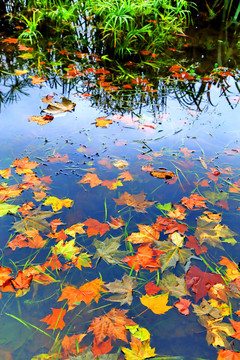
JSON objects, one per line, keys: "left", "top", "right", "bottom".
{"left": 84, "top": 218, "right": 109, "bottom": 237}
{"left": 126, "top": 224, "right": 159, "bottom": 244}
{"left": 92, "top": 337, "right": 113, "bottom": 357}
{"left": 95, "top": 117, "right": 114, "bottom": 127}
{"left": 118, "top": 171, "right": 133, "bottom": 181}
{"left": 40, "top": 308, "right": 66, "bottom": 330}
{"left": 0, "top": 168, "right": 12, "bottom": 179}
{"left": 31, "top": 75, "right": 47, "bottom": 85}
{"left": 107, "top": 216, "right": 125, "bottom": 229}
{"left": 58, "top": 278, "right": 106, "bottom": 311}
{"left": 181, "top": 193, "right": 207, "bottom": 209}
{"left": 78, "top": 173, "right": 102, "bottom": 188}
{"left": 113, "top": 191, "right": 156, "bottom": 213}
{"left": 217, "top": 349, "right": 240, "bottom": 360}
{"left": 0, "top": 266, "right": 13, "bottom": 286}
{"left": 121, "top": 244, "right": 163, "bottom": 272}
{"left": 18, "top": 202, "right": 35, "bottom": 216}
{"left": 61, "top": 333, "right": 86, "bottom": 358}
{"left": 11, "top": 271, "right": 33, "bottom": 289}
{"left": 88, "top": 308, "right": 136, "bottom": 343}
{"left": 12, "top": 156, "right": 40, "bottom": 175}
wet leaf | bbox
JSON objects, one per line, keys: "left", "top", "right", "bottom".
{"left": 174, "top": 298, "right": 191, "bottom": 315}
{"left": 11, "top": 207, "right": 54, "bottom": 234}
{"left": 113, "top": 191, "right": 156, "bottom": 213}
{"left": 43, "top": 196, "right": 73, "bottom": 212}
{"left": 93, "top": 235, "right": 127, "bottom": 264}
{"left": 126, "top": 224, "right": 159, "bottom": 244}
{"left": 181, "top": 193, "right": 207, "bottom": 209}
{"left": 65, "top": 223, "right": 86, "bottom": 237}
{"left": 12, "top": 156, "right": 40, "bottom": 175}
{"left": 43, "top": 97, "right": 76, "bottom": 114}
{"left": 121, "top": 244, "right": 163, "bottom": 272}
{"left": 105, "top": 274, "right": 138, "bottom": 305}
{"left": 121, "top": 337, "right": 156, "bottom": 360}
{"left": 84, "top": 218, "right": 109, "bottom": 237}
{"left": 88, "top": 308, "right": 136, "bottom": 343}
{"left": 78, "top": 173, "right": 102, "bottom": 188}
{"left": 198, "top": 315, "right": 234, "bottom": 347}
{"left": 40, "top": 308, "right": 66, "bottom": 330}
{"left": 0, "top": 203, "right": 19, "bottom": 217}
{"left": 53, "top": 239, "right": 80, "bottom": 260}
{"left": 158, "top": 272, "right": 189, "bottom": 298}
{"left": 185, "top": 265, "right": 224, "bottom": 302}
{"left": 140, "top": 292, "right": 173, "bottom": 315}
{"left": 203, "top": 191, "right": 229, "bottom": 205}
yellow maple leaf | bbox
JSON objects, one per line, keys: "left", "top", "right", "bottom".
{"left": 43, "top": 196, "right": 73, "bottom": 211}
{"left": 122, "top": 336, "right": 156, "bottom": 360}
{"left": 140, "top": 292, "right": 173, "bottom": 314}
{"left": 65, "top": 223, "right": 86, "bottom": 237}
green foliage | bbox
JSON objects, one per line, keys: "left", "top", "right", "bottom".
{"left": 205, "top": 0, "right": 240, "bottom": 27}
{"left": 85, "top": 0, "right": 194, "bottom": 57}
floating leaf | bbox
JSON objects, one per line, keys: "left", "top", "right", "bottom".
{"left": 105, "top": 274, "right": 138, "bottom": 305}
{"left": 0, "top": 203, "right": 19, "bottom": 217}
{"left": 43, "top": 97, "right": 76, "bottom": 114}
{"left": 140, "top": 292, "right": 173, "bottom": 315}
{"left": 43, "top": 196, "right": 73, "bottom": 212}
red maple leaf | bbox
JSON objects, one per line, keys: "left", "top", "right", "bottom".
{"left": 185, "top": 235, "right": 207, "bottom": 255}
{"left": 185, "top": 265, "right": 224, "bottom": 302}
{"left": 11, "top": 271, "right": 33, "bottom": 289}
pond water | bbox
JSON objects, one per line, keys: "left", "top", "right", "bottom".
{"left": 0, "top": 28, "right": 240, "bottom": 360}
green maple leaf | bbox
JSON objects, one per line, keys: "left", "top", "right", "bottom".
{"left": 93, "top": 235, "right": 127, "bottom": 264}
{"left": 156, "top": 239, "right": 193, "bottom": 272}
{"left": 53, "top": 239, "right": 80, "bottom": 260}
{"left": 0, "top": 203, "right": 19, "bottom": 217}
{"left": 158, "top": 272, "right": 189, "bottom": 298}
{"left": 203, "top": 191, "right": 228, "bottom": 205}
{"left": 11, "top": 207, "right": 54, "bottom": 234}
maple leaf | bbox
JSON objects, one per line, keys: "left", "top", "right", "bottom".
{"left": 101, "top": 179, "right": 123, "bottom": 190}
{"left": 112, "top": 159, "right": 129, "bottom": 169}
{"left": 185, "top": 265, "right": 225, "bottom": 302}
{"left": 11, "top": 270, "right": 32, "bottom": 289}
{"left": 40, "top": 308, "right": 66, "bottom": 330}
{"left": 31, "top": 75, "right": 47, "bottom": 85}
{"left": 230, "top": 320, "right": 240, "bottom": 340}
{"left": 0, "top": 203, "right": 19, "bottom": 217}
{"left": 174, "top": 298, "right": 191, "bottom": 315}
{"left": 156, "top": 237, "right": 193, "bottom": 272}
{"left": 88, "top": 308, "right": 136, "bottom": 343}
{"left": 192, "top": 298, "right": 222, "bottom": 319}
{"left": 113, "top": 191, "right": 156, "bottom": 213}
{"left": 198, "top": 315, "right": 235, "bottom": 347}
{"left": 43, "top": 97, "right": 76, "bottom": 114}
{"left": 158, "top": 272, "right": 189, "bottom": 298}
{"left": 118, "top": 171, "right": 133, "bottom": 181}
{"left": 181, "top": 193, "right": 207, "bottom": 209}
{"left": 145, "top": 282, "right": 161, "bottom": 296}
{"left": 105, "top": 274, "right": 138, "bottom": 305}
{"left": 53, "top": 239, "right": 80, "bottom": 260}
{"left": 84, "top": 218, "right": 109, "bottom": 237}
{"left": 12, "top": 157, "right": 40, "bottom": 175}
{"left": 44, "top": 254, "right": 62, "bottom": 271}
{"left": 78, "top": 173, "right": 102, "bottom": 188}
{"left": 140, "top": 292, "right": 173, "bottom": 314}
{"left": 219, "top": 257, "right": 240, "bottom": 281}
{"left": 153, "top": 216, "right": 188, "bottom": 235}
{"left": 93, "top": 235, "right": 127, "bottom": 264}
{"left": 0, "top": 266, "right": 13, "bottom": 286}
{"left": 58, "top": 278, "right": 106, "bottom": 310}
{"left": 180, "top": 147, "right": 195, "bottom": 157}
{"left": 47, "top": 153, "right": 69, "bottom": 163}
{"left": 0, "top": 168, "right": 11, "bottom": 179}
{"left": 18, "top": 202, "right": 35, "bottom": 216}
{"left": 107, "top": 216, "right": 125, "bottom": 229}
{"left": 43, "top": 196, "right": 73, "bottom": 212}
{"left": 61, "top": 333, "right": 86, "bottom": 358}
{"left": 185, "top": 235, "right": 207, "bottom": 255}
{"left": 92, "top": 337, "right": 113, "bottom": 357}
{"left": 72, "top": 252, "right": 92, "bottom": 270}
{"left": 195, "top": 212, "right": 236, "bottom": 249}
{"left": 11, "top": 207, "right": 54, "bottom": 234}
{"left": 28, "top": 115, "right": 54, "bottom": 125}
{"left": 126, "top": 224, "right": 159, "bottom": 244}
{"left": 121, "top": 336, "right": 156, "bottom": 360}
{"left": 217, "top": 349, "right": 240, "bottom": 360}
{"left": 203, "top": 190, "right": 229, "bottom": 205}
{"left": 121, "top": 244, "right": 163, "bottom": 272}
{"left": 0, "top": 184, "right": 23, "bottom": 201}
{"left": 95, "top": 117, "right": 114, "bottom": 127}
{"left": 50, "top": 218, "right": 64, "bottom": 232}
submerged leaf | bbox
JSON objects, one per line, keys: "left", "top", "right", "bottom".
{"left": 43, "top": 97, "right": 76, "bottom": 114}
